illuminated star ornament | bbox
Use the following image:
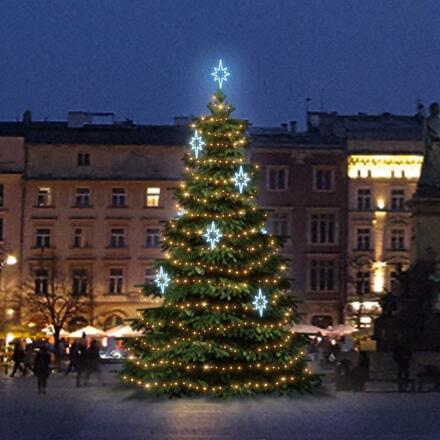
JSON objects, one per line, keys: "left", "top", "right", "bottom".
{"left": 176, "top": 207, "right": 187, "bottom": 217}
{"left": 154, "top": 266, "right": 171, "bottom": 294}
{"left": 211, "top": 59, "right": 230, "bottom": 89}
{"left": 252, "top": 288, "right": 268, "bottom": 318}
{"left": 190, "top": 130, "right": 205, "bottom": 159}
{"left": 232, "top": 166, "right": 251, "bottom": 194}
{"left": 204, "top": 221, "right": 223, "bottom": 250}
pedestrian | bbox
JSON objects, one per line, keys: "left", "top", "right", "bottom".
{"left": 76, "top": 339, "right": 88, "bottom": 387}
{"left": 65, "top": 341, "right": 80, "bottom": 375}
{"left": 85, "top": 339, "right": 101, "bottom": 385}
{"left": 393, "top": 340, "right": 412, "bottom": 392}
{"left": 34, "top": 345, "right": 51, "bottom": 394}
{"left": 353, "top": 351, "right": 370, "bottom": 391}
{"left": 10, "top": 341, "right": 25, "bottom": 377}
{"left": 23, "top": 344, "right": 34, "bottom": 376}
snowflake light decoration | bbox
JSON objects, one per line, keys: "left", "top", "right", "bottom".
{"left": 203, "top": 221, "right": 223, "bottom": 250}
{"left": 232, "top": 165, "right": 251, "bottom": 194}
{"left": 261, "top": 227, "right": 268, "bottom": 235}
{"left": 154, "top": 266, "right": 171, "bottom": 295}
{"left": 211, "top": 59, "right": 230, "bottom": 89}
{"left": 176, "top": 207, "right": 187, "bottom": 217}
{"left": 190, "top": 130, "right": 205, "bottom": 159}
{"left": 252, "top": 288, "right": 268, "bottom": 318}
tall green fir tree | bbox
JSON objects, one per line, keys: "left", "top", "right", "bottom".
{"left": 121, "top": 60, "right": 320, "bottom": 396}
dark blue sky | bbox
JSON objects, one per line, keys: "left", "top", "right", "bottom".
{"left": 0, "top": 1, "right": 439, "bottom": 127}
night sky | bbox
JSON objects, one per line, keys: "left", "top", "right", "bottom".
{"left": 0, "top": 1, "right": 439, "bottom": 127}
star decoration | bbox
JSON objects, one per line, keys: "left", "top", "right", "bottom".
{"left": 252, "top": 288, "right": 268, "bottom": 318}
{"left": 261, "top": 227, "right": 268, "bottom": 235}
{"left": 203, "top": 221, "right": 223, "bottom": 250}
{"left": 211, "top": 59, "right": 230, "bottom": 89}
{"left": 190, "top": 130, "right": 205, "bottom": 159}
{"left": 176, "top": 207, "right": 187, "bottom": 217}
{"left": 232, "top": 165, "right": 251, "bottom": 194}
{"left": 154, "top": 266, "right": 171, "bottom": 295}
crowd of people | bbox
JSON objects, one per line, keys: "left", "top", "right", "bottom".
{"left": 4, "top": 334, "right": 103, "bottom": 394}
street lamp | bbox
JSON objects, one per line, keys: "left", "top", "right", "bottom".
{"left": 5, "top": 255, "right": 17, "bottom": 266}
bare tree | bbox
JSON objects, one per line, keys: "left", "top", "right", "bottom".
{"left": 22, "top": 254, "right": 93, "bottom": 362}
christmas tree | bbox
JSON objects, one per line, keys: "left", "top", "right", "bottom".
{"left": 121, "top": 60, "right": 319, "bottom": 396}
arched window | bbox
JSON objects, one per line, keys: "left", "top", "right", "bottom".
{"left": 67, "top": 316, "right": 88, "bottom": 332}
{"left": 103, "top": 314, "right": 124, "bottom": 331}
{"left": 311, "top": 315, "right": 333, "bottom": 329}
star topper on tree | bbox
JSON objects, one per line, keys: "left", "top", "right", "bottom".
{"left": 211, "top": 59, "right": 230, "bottom": 89}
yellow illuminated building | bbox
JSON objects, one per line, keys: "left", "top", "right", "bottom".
{"left": 346, "top": 153, "right": 423, "bottom": 327}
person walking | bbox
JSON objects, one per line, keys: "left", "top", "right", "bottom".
{"left": 75, "top": 339, "right": 88, "bottom": 387}
{"left": 10, "top": 341, "right": 25, "bottom": 377}
{"left": 393, "top": 340, "right": 412, "bottom": 392}
{"left": 65, "top": 341, "right": 80, "bottom": 375}
{"left": 23, "top": 344, "right": 34, "bottom": 376}
{"left": 84, "top": 339, "right": 101, "bottom": 385}
{"left": 34, "top": 345, "right": 51, "bottom": 394}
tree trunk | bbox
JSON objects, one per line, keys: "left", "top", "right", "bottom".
{"left": 53, "top": 327, "right": 62, "bottom": 371}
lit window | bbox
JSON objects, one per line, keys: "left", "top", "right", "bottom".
{"left": 310, "top": 260, "right": 336, "bottom": 292}
{"left": 144, "top": 267, "right": 155, "bottom": 284}
{"left": 72, "top": 269, "right": 88, "bottom": 296}
{"left": 313, "top": 168, "right": 334, "bottom": 191}
{"left": 109, "top": 268, "right": 124, "bottom": 294}
{"left": 391, "top": 189, "right": 405, "bottom": 211}
{"left": 77, "top": 153, "right": 90, "bottom": 166}
{"left": 391, "top": 229, "right": 405, "bottom": 250}
{"left": 110, "top": 228, "right": 126, "bottom": 248}
{"left": 111, "top": 188, "right": 127, "bottom": 208}
{"left": 146, "top": 187, "right": 160, "bottom": 207}
{"left": 34, "top": 269, "right": 49, "bottom": 295}
{"left": 355, "top": 271, "right": 370, "bottom": 295}
{"left": 75, "top": 188, "right": 91, "bottom": 207}
{"left": 37, "top": 187, "right": 53, "bottom": 207}
{"left": 309, "top": 213, "right": 336, "bottom": 244}
{"left": 356, "top": 228, "right": 371, "bottom": 250}
{"left": 356, "top": 188, "right": 371, "bottom": 210}
{"left": 145, "top": 228, "right": 160, "bottom": 248}
{"left": 267, "top": 167, "right": 288, "bottom": 191}
{"left": 267, "top": 213, "right": 289, "bottom": 237}
{"left": 35, "top": 228, "right": 51, "bottom": 248}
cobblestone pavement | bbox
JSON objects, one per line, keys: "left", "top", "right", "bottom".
{"left": 1, "top": 369, "right": 440, "bottom": 440}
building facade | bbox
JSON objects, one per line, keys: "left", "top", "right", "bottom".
{"left": 0, "top": 109, "right": 426, "bottom": 333}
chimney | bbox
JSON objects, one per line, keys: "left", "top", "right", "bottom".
{"left": 22, "top": 110, "right": 32, "bottom": 125}
{"left": 289, "top": 120, "right": 298, "bottom": 133}
{"left": 68, "top": 111, "right": 92, "bottom": 128}
{"left": 280, "top": 123, "right": 288, "bottom": 132}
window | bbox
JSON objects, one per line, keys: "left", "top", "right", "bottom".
{"left": 110, "top": 228, "right": 126, "bottom": 248}
{"left": 103, "top": 314, "right": 124, "bottom": 331}
{"left": 391, "top": 229, "right": 405, "bottom": 250}
{"left": 111, "top": 188, "right": 127, "bottom": 208}
{"left": 109, "top": 268, "right": 124, "bottom": 294}
{"left": 36, "top": 228, "right": 51, "bottom": 248}
{"left": 310, "top": 260, "right": 336, "bottom": 292}
{"left": 311, "top": 315, "right": 333, "bottom": 329}
{"left": 355, "top": 271, "right": 370, "bottom": 295}
{"left": 37, "top": 187, "right": 52, "bottom": 207}
{"left": 75, "top": 188, "right": 91, "bottom": 207}
{"left": 310, "top": 213, "right": 336, "bottom": 244}
{"left": 0, "top": 218, "right": 3, "bottom": 241}
{"left": 313, "top": 168, "right": 334, "bottom": 191}
{"left": 146, "top": 187, "right": 160, "bottom": 207}
{"left": 144, "top": 267, "right": 155, "bottom": 284}
{"left": 145, "top": 228, "right": 160, "bottom": 248}
{"left": 0, "top": 184, "right": 4, "bottom": 207}
{"left": 34, "top": 269, "right": 49, "bottom": 295}
{"left": 389, "top": 263, "right": 403, "bottom": 292}
{"left": 73, "top": 228, "right": 86, "bottom": 248}
{"left": 356, "top": 228, "right": 371, "bottom": 250}
{"left": 356, "top": 188, "right": 371, "bottom": 210}
{"left": 72, "top": 269, "right": 88, "bottom": 296}
{"left": 267, "top": 167, "right": 288, "bottom": 191}
{"left": 267, "top": 213, "right": 289, "bottom": 237}
{"left": 77, "top": 153, "right": 90, "bottom": 166}
{"left": 391, "top": 189, "right": 405, "bottom": 211}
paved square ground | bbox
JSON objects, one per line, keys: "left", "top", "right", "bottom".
{"left": 1, "top": 370, "right": 440, "bottom": 440}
